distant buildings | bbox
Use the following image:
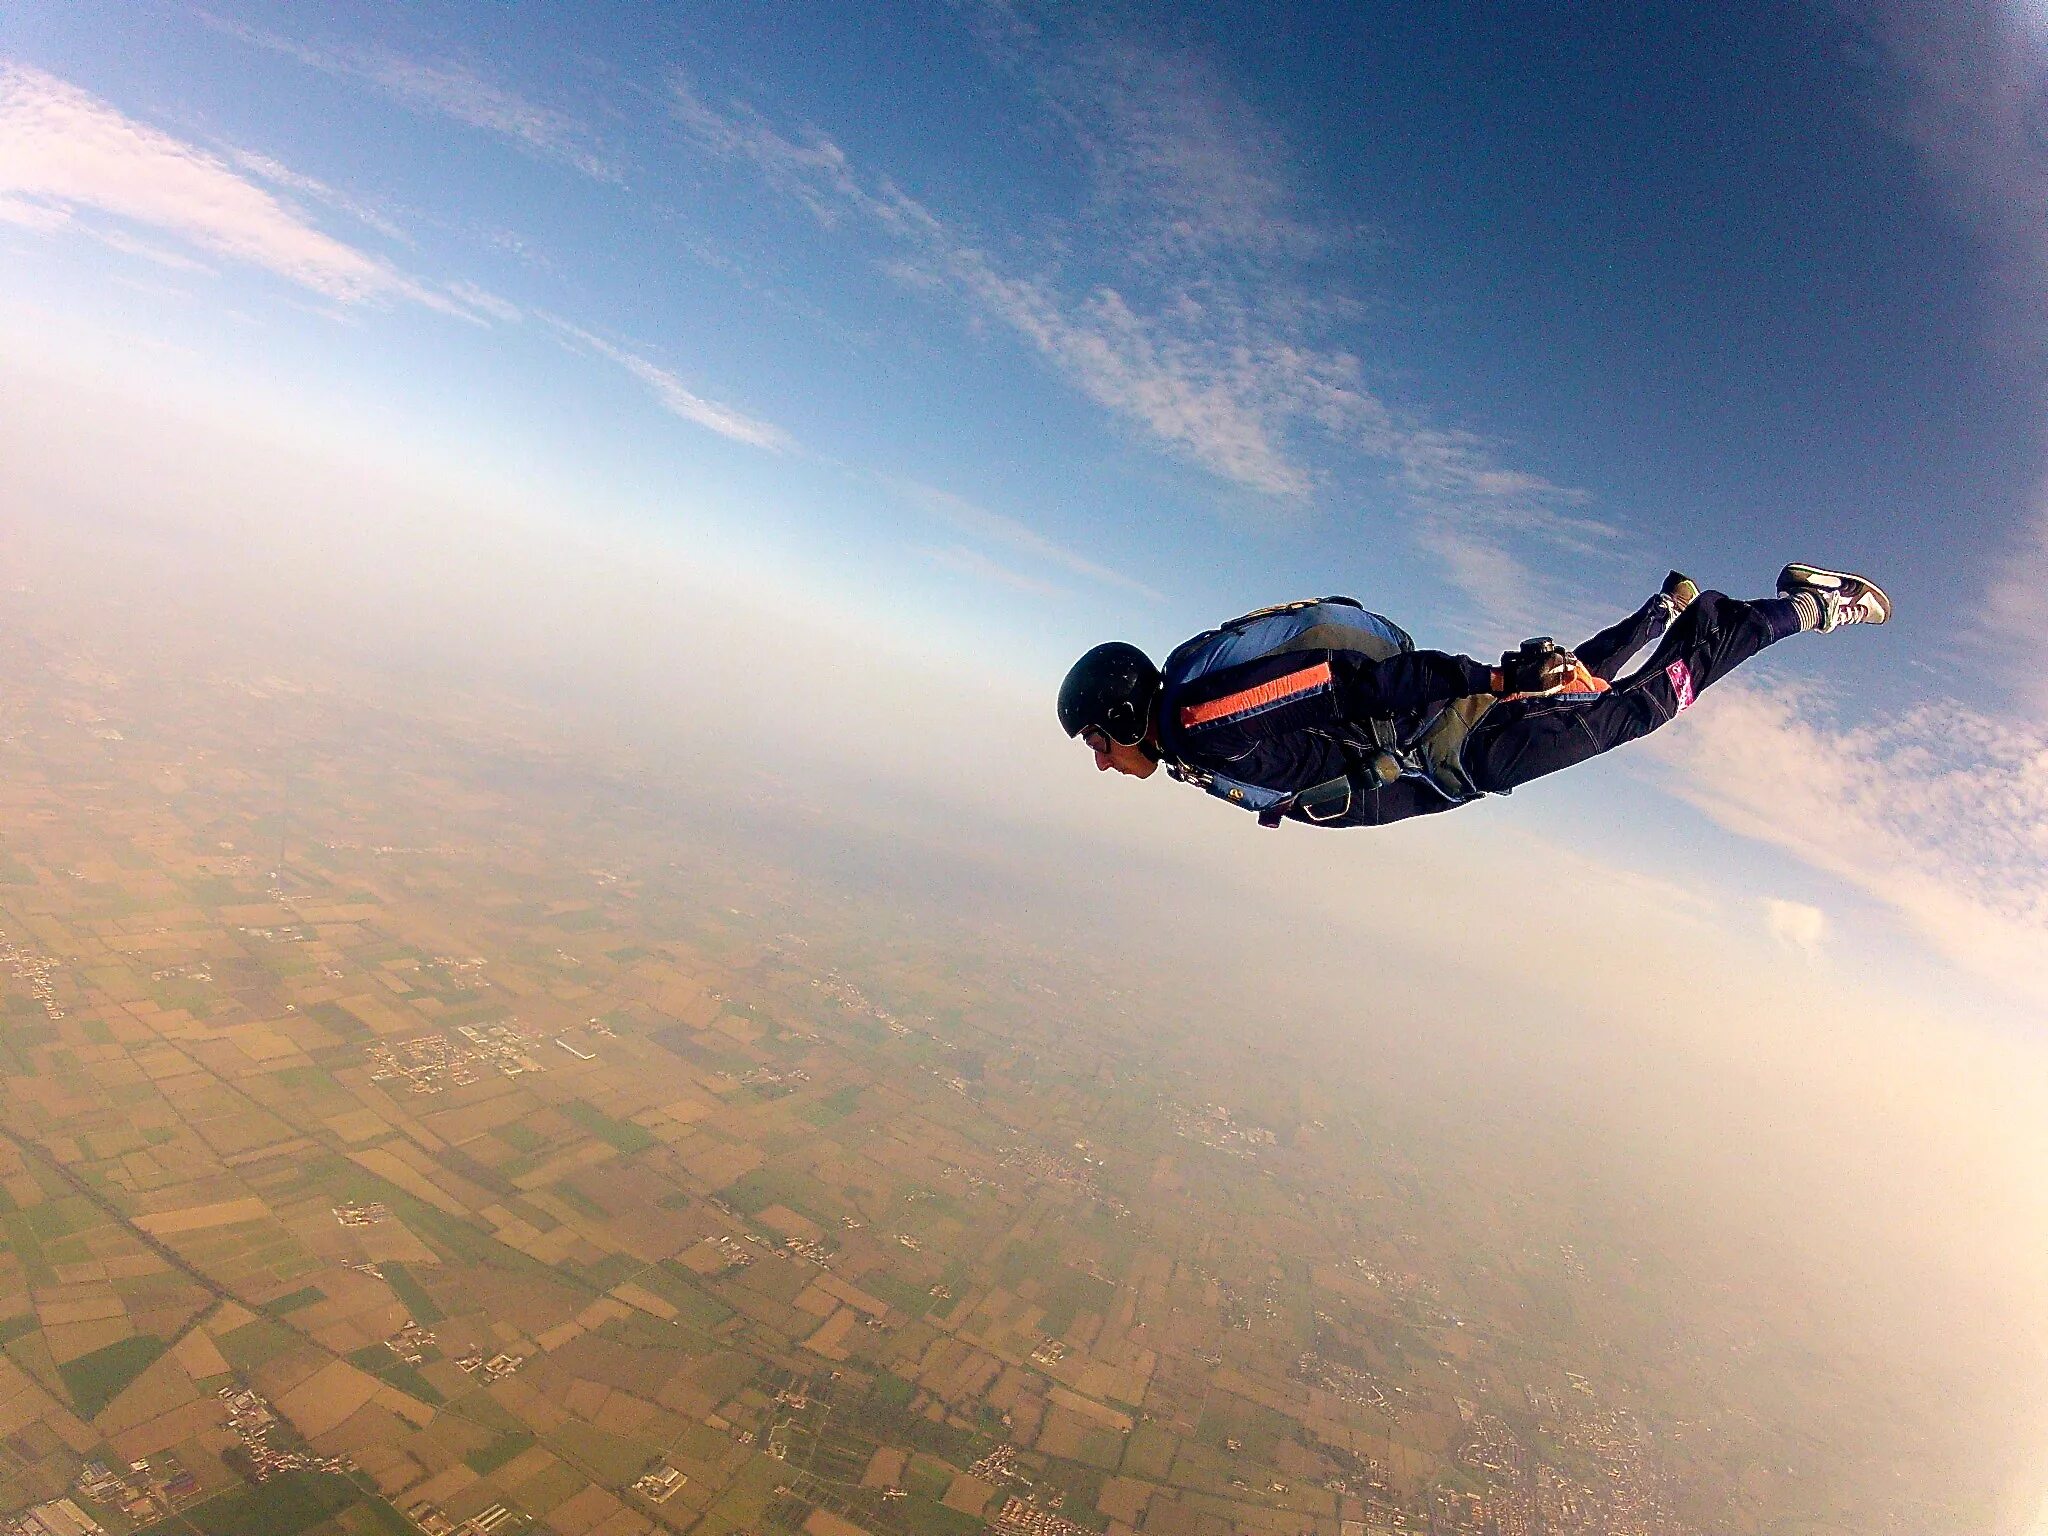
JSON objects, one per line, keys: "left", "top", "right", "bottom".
{"left": 7, "top": 1498, "right": 103, "bottom": 1536}
{"left": 630, "top": 1466, "right": 687, "bottom": 1503}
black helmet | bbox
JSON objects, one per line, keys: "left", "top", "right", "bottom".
{"left": 1058, "top": 642, "right": 1160, "bottom": 745}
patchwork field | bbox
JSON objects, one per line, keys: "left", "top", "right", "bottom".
{"left": 0, "top": 590, "right": 1923, "bottom": 1536}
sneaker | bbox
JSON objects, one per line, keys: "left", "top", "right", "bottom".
{"left": 1659, "top": 570, "right": 1699, "bottom": 618}
{"left": 1777, "top": 563, "right": 1892, "bottom": 631}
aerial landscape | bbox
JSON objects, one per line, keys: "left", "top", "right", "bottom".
{"left": 0, "top": 553, "right": 2014, "bottom": 1536}
{"left": 5, "top": 2, "right": 2048, "bottom": 1533}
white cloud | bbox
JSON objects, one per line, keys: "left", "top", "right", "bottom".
{"left": 665, "top": 67, "right": 1605, "bottom": 625}
{"left": 445, "top": 280, "right": 522, "bottom": 324}
{"left": 1649, "top": 676, "right": 2048, "bottom": 1006}
{"left": 363, "top": 57, "right": 616, "bottom": 180}
{"left": 890, "top": 478, "right": 1163, "bottom": 600}
{"left": 196, "top": 13, "right": 620, "bottom": 183}
{"left": 1765, "top": 898, "right": 1829, "bottom": 957}
{"left": 1414, "top": 522, "right": 1549, "bottom": 636}
{"left": 668, "top": 76, "right": 1312, "bottom": 495}
{"left": 0, "top": 191, "right": 68, "bottom": 230}
{"left": 0, "top": 61, "right": 429, "bottom": 304}
{"left": 227, "top": 148, "right": 411, "bottom": 244}
{"left": 949, "top": 5, "right": 1620, "bottom": 624}
{"left": 89, "top": 227, "right": 217, "bottom": 274}
{"left": 546, "top": 317, "right": 794, "bottom": 452}
{"left": 954, "top": 2, "right": 1327, "bottom": 264}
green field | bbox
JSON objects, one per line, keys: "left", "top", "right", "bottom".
{"left": 560, "top": 1101, "right": 656, "bottom": 1154}
{"left": 215, "top": 1317, "right": 299, "bottom": 1373}
{"left": 58, "top": 1333, "right": 165, "bottom": 1420}
{"left": 379, "top": 1261, "right": 445, "bottom": 1325}
{"left": 496, "top": 1121, "right": 545, "bottom": 1154}
{"left": 264, "top": 1285, "right": 327, "bottom": 1316}
{"left": 464, "top": 1427, "right": 536, "bottom": 1475}
{"left": 345, "top": 1345, "right": 444, "bottom": 1406}
{"left": 133, "top": 1469, "right": 389, "bottom": 1536}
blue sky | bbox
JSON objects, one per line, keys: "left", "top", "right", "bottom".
{"left": 1, "top": 0, "right": 2045, "bottom": 1015}
{"left": 7, "top": 0, "right": 2024, "bottom": 651}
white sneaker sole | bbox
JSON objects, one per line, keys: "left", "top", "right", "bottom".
{"left": 1778, "top": 563, "right": 1892, "bottom": 625}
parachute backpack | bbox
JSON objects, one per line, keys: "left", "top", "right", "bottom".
{"left": 1159, "top": 597, "right": 1418, "bottom": 826}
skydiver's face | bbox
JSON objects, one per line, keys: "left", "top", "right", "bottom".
{"left": 1081, "top": 727, "right": 1158, "bottom": 779}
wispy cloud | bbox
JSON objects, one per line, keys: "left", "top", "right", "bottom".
{"left": 666, "top": 62, "right": 1607, "bottom": 621}
{"left": 445, "top": 280, "right": 522, "bottom": 324}
{"left": 0, "top": 191, "right": 69, "bottom": 231}
{"left": 226, "top": 148, "right": 410, "bottom": 244}
{"left": 0, "top": 61, "right": 443, "bottom": 307}
{"left": 670, "top": 75, "right": 1313, "bottom": 495}
{"left": 89, "top": 227, "right": 217, "bottom": 274}
{"left": 1765, "top": 897, "right": 1829, "bottom": 957}
{"left": 197, "top": 12, "right": 619, "bottom": 183}
{"left": 1413, "top": 521, "right": 1552, "bottom": 636}
{"left": 912, "top": 543, "right": 1062, "bottom": 598}
{"left": 954, "top": 2, "right": 1330, "bottom": 265}
{"left": 1649, "top": 677, "right": 2048, "bottom": 1007}
{"left": 546, "top": 317, "right": 794, "bottom": 452}
{"left": 1850, "top": 0, "right": 2048, "bottom": 715}
{"left": 889, "top": 478, "right": 1164, "bottom": 601}
{"left": 951, "top": 2, "right": 1619, "bottom": 620}
{"left": 1985, "top": 493, "right": 2048, "bottom": 716}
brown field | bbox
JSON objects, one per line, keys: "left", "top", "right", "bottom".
{"left": 405, "top": 1462, "right": 480, "bottom": 1509}
{"left": 510, "top": 1456, "right": 588, "bottom": 1515}
{"left": 606, "top": 1282, "right": 676, "bottom": 1321}
{"left": 108, "top": 1395, "right": 223, "bottom": 1460}
{"left": 380, "top": 1385, "right": 439, "bottom": 1429}
{"left": 540, "top": 1484, "right": 630, "bottom": 1536}
{"left": 941, "top": 1473, "right": 995, "bottom": 1516}
{"left": 42, "top": 1317, "right": 135, "bottom": 1364}
{"left": 169, "top": 1326, "right": 230, "bottom": 1379}
{"left": 1097, "top": 1476, "right": 1154, "bottom": 1525}
{"left": 275, "top": 1358, "right": 384, "bottom": 1439}
{"left": 133, "top": 1197, "right": 270, "bottom": 1236}
{"left": 563, "top": 1379, "right": 611, "bottom": 1422}
{"left": 1049, "top": 1384, "right": 1133, "bottom": 1433}
{"left": 804, "top": 1508, "right": 877, "bottom": 1536}
{"left": 95, "top": 1352, "right": 198, "bottom": 1436}
{"left": 323, "top": 1108, "right": 393, "bottom": 1144}
{"left": 802, "top": 1305, "right": 856, "bottom": 1361}
{"left": 35, "top": 1292, "right": 125, "bottom": 1328}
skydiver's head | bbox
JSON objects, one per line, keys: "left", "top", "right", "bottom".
{"left": 1058, "top": 642, "right": 1161, "bottom": 779}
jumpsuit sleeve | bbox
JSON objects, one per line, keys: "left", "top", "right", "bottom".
{"left": 1331, "top": 649, "right": 1494, "bottom": 720}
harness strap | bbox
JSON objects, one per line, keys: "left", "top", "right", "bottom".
{"left": 1407, "top": 693, "right": 1496, "bottom": 802}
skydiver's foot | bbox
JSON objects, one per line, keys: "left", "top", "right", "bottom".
{"left": 1777, "top": 563, "right": 1892, "bottom": 632}
{"left": 1656, "top": 570, "right": 1699, "bottom": 623}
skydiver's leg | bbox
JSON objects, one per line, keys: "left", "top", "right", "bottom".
{"left": 1572, "top": 591, "right": 1675, "bottom": 682}
{"left": 1464, "top": 591, "right": 1800, "bottom": 794}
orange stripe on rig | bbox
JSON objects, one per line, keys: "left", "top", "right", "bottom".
{"left": 1179, "top": 661, "right": 1333, "bottom": 729}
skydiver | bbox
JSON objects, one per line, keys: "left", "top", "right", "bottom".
{"left": 1056, "top": 565, "right": 1890, "bottom": 828}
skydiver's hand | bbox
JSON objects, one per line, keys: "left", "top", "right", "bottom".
{"left": 1494, "top": 640, "right": 1575, "bottom": 696}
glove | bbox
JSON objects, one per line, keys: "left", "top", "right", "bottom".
{"left": 1496, "top": 638, "right": 1575, "bottom": 696}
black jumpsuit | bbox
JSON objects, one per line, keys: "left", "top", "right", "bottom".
{"left": 1156, "top": 591, "right": 1800, "bottom": 828}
